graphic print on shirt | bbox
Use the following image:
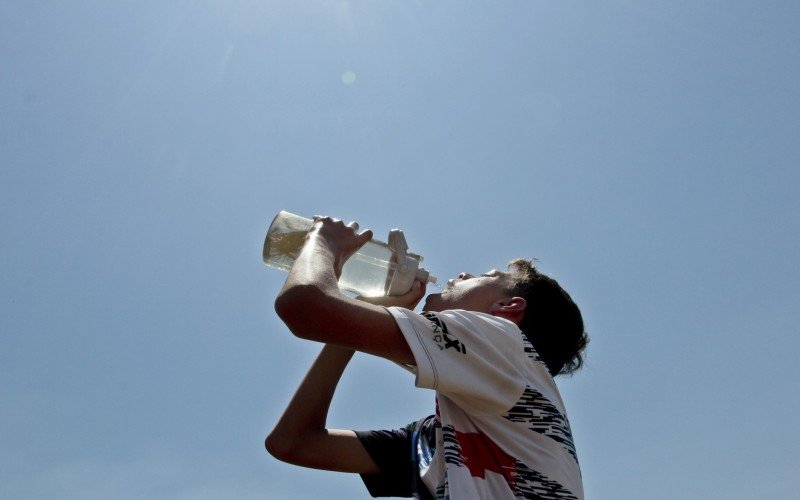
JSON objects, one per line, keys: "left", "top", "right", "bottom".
{"left": 421, "top": 312, "right": 466, "bottom": 354}
{"left": 521, "top": 335, "right": 543, "bottom": 363}
{"left": 504, "top": 386, "right": 579, "bottom": 464}
{"left": 514, "top": 463, "right": 579, "bottom": 500}
{"left": 441, "top": 425, "right": 578, "bottom": 499}
{"left": 443, "top": 425, "right": 516, "bottom": 484}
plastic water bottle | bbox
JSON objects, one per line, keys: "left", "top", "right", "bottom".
{"left": 263, "top": 211, "right": 437, "bottom": 297}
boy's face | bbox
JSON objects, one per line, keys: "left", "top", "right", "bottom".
{"left": 423, "top": 269, "right": 513, "bottom": 313}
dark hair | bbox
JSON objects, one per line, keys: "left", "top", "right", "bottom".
{"left": 505, "top": 259, "right": 588, "bottom": 377}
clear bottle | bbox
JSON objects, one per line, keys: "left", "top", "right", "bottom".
{"left": 263, "top": 211, "right": 437, "bottom": 297}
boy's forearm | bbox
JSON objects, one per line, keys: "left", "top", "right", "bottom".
{"left": 281, "top": 234, "right": 339, "bottom": 294}
{"left": 274, "top": 235, "right": 344, "bottom": 331}
{"left": 268, "top": 344, "right": 355, "bottom": 442}
{"left": 266, "top": 344, "right": 381, "bottom": 473}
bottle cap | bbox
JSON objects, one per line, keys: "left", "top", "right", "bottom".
{"left": 386, "top": 229, "right": 437, "bottom": 295}
{"left": 416, "top": 268, "right": 437, "bottom": 285}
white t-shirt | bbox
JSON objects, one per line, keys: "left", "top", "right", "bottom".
{"left": 387, "top": 307, "right": 584, "bottom": 500}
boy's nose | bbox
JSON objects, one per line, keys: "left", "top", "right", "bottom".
{"left": 458, "top": 273, "right": 474, "bottom": 280}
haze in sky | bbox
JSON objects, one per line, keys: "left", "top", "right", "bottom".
{"left": 2, "top": 1, "right": 798, "bottom": 499}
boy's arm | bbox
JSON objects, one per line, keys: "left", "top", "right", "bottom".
{"left": 274, "top": 217, "right": 423, "bottom": 365}
{"left": 268, "top": 226, "right": 426, "bottom": 471}
{"left": 265, "top": 344, "right": 379, "bottom": 472}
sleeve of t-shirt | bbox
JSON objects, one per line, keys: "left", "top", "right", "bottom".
{"left": 387, "top": 307, "right": 527, "bottom": 415}
{"left": 355, "top": 427, "right": 414, "bottom": 498}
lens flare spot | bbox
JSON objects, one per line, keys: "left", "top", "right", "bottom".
{"left": 341, "top": 71, "right": 357, "bottom": 85}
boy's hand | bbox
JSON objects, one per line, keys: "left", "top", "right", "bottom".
{"left": 310, "top": 216, "right": 373, "bottom": 279}
{"left": 356, "top": 281, "right": 427, "bottom": 310}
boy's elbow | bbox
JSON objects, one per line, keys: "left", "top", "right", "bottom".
{"left": 265, "top": 432, "right": 284, "bottom": 460}
{"left": 274, "top": 285, "right": 301, "bottom": 321}
{"left": 265, "top": 431, "right": 296, "bottom": 463}
{"left": 274, "top": 284, "right": 324, "bottom": 337}
{"left": 275, "top": 285, "right": 330, "bottom": 341}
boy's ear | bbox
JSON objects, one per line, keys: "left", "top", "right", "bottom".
{"left": 489, "top": 297, "right": 527, "bottom": 324}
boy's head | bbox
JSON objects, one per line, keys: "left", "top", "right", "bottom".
{"left": 423, "top": 258, "right": 588, "bottom": 377}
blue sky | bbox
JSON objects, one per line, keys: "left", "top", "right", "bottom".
{"left": 2, "top": 1, "right": 798, "bottom": 498}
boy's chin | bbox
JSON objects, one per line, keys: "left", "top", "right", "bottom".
{"left": 423, "top": 294, "right": 444, "bottom": 312}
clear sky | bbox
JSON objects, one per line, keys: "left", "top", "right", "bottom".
{"left": 2, "top": 1, "right": 799, "bottom": 499}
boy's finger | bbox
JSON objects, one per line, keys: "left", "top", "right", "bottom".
{"left": 357, "top": 229, "right": 373, "bottom": 247}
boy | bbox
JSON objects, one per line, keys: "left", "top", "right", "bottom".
{"left": 267, "top": 217, "right": 587, "bottom": 499}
